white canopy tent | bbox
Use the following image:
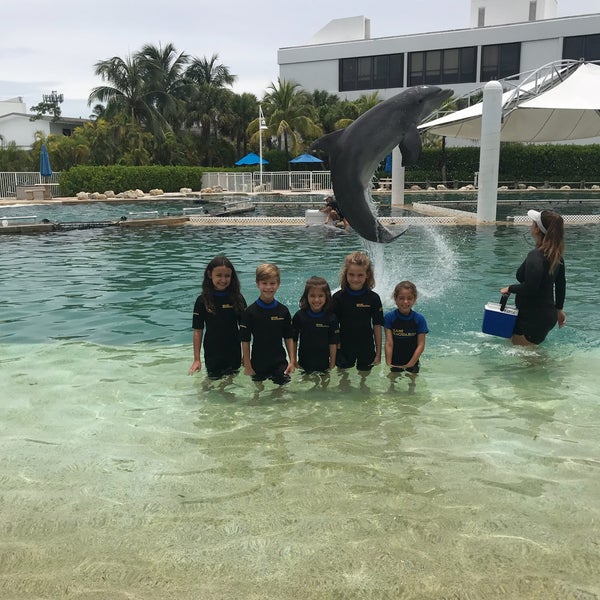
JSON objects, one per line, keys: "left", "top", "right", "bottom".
{"left": 420, "top": 61, "right": 600, "bottom": 143}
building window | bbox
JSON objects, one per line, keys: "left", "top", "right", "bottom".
{"left": 529, "top": 1, "right": 537, "bottom": 21}
{"left": 563, "top": 34, "right": 600, "bottom": 61}
{"left": 478, "top": 7, "right": 485, "bottom": 27}
{"left": 62, "top": 128, "right": 72, "bottom": 136}
{"left": 408, "top": 46, "right": 477, "bottom": 86}
{"left": 339, "top": 54, "right": 404, "bottom": 91}
{"left": 481, "top": 42, "right": 521, "bottom": 80}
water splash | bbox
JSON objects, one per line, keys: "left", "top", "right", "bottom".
{"left": 365, "top": 225, "right": 458, "bottom": 307}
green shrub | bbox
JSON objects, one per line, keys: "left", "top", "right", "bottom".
{"left": 58, "top": 165, "right": 205, "bottom": 196}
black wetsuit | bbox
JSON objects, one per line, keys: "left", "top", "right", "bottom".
{"left": 192, "top": 291, "right": 246, "bottom": 379}
{"left": 508, "top": 248, "right": 566, "bottom": 344}
{"left": 383, "top": 308, "right": 429, "bottom": 373}
{"left": 331, "top": 287, "right": 384, "bottom": 371}
{"left": 292, "top": 309, "right": 339, "bottom": 373}
{"left": 240, "top": 298, "right": 294, "bottom": 384}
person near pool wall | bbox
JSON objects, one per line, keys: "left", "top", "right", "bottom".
{"left": 189, "top": 255, "right": 247, "bottom": 378}
{"left": 500, "top": 209, "right": 566, "bottom": 346}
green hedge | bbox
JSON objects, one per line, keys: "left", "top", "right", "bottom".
{"left": 405, "top": 144, "right": 600, "bottom": 184}
{"left": 58, "top": 165, "right": 206, "bottom": 197}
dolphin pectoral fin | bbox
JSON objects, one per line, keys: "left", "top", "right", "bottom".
{"left": 399, "top": 125, "right": 423, "bottom": 166}
{"left": 377, "top": 221, "right": 408, "bottom": 244}
{"left": 310, "top": 129, "right": 345, "bottom": 153}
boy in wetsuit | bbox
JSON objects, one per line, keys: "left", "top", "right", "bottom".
{"left": 240, "top": 263, "right": 295, "bottom": 385}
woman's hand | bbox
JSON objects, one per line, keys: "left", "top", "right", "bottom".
{"left": 500, "top": 287, "right": 510, "bottom": 295}
{"left": 557, "top": 309, "right": 567, "bottom": 328}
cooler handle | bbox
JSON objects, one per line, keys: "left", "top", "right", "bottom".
{"left": 500, "top": 293, "right": 510, "bottom": 311}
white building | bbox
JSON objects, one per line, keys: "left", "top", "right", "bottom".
{"left": 0, "top": 97, "right": 87, "bottom": 149}
{"left": 278, "top": 0, "right": 600, "bottom": 102}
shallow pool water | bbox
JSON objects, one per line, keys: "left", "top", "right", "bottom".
{"left": 1, "top": 218, "right": 599, "bottom": 599}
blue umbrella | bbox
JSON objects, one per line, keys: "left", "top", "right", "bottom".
{"left": 40, "top": 143, "right": 53, "bottom": 178}
{"left": 289, "top": 153, "right": 323, "bottom": 163}
{"left": 235, "top": 152, "right": 269, "bottom": 166}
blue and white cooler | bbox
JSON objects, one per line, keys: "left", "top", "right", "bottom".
{"left": 482, "top": 295, "right": 519, "bottom": 338}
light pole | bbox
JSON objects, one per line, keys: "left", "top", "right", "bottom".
{"left": 258, "top": 105, "right": 268, "bottom": 188}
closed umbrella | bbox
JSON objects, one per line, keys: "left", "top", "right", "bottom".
{"left": 40, "top": 143, "right": 53, "bottom": 179}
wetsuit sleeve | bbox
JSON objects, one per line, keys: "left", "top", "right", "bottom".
{"left": 192, "top": 296, "right": 205, "bottom": 330}
{"left": 371, "top": 292, "right": 384, "bottom": 326}
{"left": 415, "top": 312, "right": 430, "bottom": 334}
{"left": 555, "top": 260, "right": 566, "bottom": 310}
{"left": 282, "top": 307, "right": 294, "bottom": 339}
{"left": 291, "top": 311, "right": 301, "bottom": 342}
{"left": 508, "top": 249, "right": 545, "bottom": 296}
{"left": 239, "top": 306, "right": 252, "bottom": 342}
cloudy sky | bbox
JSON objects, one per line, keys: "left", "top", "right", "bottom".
{"left": 2, "top": 0, "right": 600, "bottom": 118}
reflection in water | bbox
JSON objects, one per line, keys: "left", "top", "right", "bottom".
{"left": 1, "top": 221, "right": 599, "bottom": 598}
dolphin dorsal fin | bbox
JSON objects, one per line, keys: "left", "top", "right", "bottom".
{"left": 311, "top": 129, "right": 345, "bottom": 153}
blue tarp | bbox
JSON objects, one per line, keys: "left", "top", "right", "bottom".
{"left": 289, "top": 153, "right": 323, "bottom": 163}
{"left": 40, "top": 143, "right": 53, "bottom": 177}
{"left": 235, "top": 152, "right": 269, "bottom": 166}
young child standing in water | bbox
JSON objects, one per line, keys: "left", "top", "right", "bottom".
{"left": 330, "top": 251, "right": 383, "bottom": 372}
{"left": 292, "top": 276, "right": 339, "bottom": 373}
{"left": 240, "top": 263, "right": 295, "bottom": 385}
{"left": 384, "top": 281, "right": 428, "bottom": 373}
{"left": 189, "top": 255, "right": 247, "bottom": 379}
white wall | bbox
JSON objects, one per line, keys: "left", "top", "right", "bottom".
{"left": 0, "top": 97, "right": 27, "bottom": 118}
{"left": 0, "top": 114, "right": 50, "bottom": 148}
{"left": 470, "top": 0, "right": 557, "bottom": 26}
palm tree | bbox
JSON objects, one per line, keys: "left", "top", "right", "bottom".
{"left": 185, "top": 53, "right": 236, "bottom": 87}
{"left": 137, "top": 42, "right": 190, "bottom": 130}
{"left": 260, "top": 79, "right": 323, "bottom": 156}
{"left": 89, "top": 54, "right": 162, "bottom": 132}
{"left": 183, "top": 54, "right": 237, "bottom": 164}
{"left": 225, "top": 93, "right": 258, "bottom": 155}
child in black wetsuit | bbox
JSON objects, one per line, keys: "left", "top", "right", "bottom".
{"left": 292, "top": 276, "right": 339, "bottom": 373}
{"left": 384, "top": 281, "right": 429, "bottom": 373}
{"left": 240, "top": 263, "right": 295, "bottom": 385}
{"left": 189, "top": 255, "right": 247, "bottom": 379}
{"left": 331, "top": 251, "right": 383, "bottom": 372}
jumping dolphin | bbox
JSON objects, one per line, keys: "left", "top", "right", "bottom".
{"left": 311, "top": 85, "right": 453, "bottom": 243}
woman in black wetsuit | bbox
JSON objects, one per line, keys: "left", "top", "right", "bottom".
{"left": 501, "top": 209, "right": 566, "bottom": 346}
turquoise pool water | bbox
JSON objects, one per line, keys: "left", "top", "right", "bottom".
{"left": 1, "top": 214, "right": 599, "bottom": 598}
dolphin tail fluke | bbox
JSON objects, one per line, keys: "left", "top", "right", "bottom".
{"left": 377, "top": 222, "right": 409, "bottom": 244}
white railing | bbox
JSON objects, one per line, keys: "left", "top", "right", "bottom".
{"left": 0, "top": 171, "right": 61, "bottom": 199}
{"left": 202, "top": 171, "right": 332, "bottom": 193}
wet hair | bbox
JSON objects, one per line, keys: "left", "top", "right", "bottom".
{"left": 393, "top": 280, "right": 418, "bottom": 300}
{"left": 339, "top": 251, "right": 375, "bottom": 290}
{"left": 299, "top": 276, "right": 332, "bottom": 311}
{"left": 537, "top": 210, "right": 565, "bottom": 274}
{"left": 256, "top": 263, "right": 280, "bottom": 283}
{"left": 201, "top": 255, "right": 245, "bottom": 314}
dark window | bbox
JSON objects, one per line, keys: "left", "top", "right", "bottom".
{"left": 389, "top": 54, "right": 404, "bottom": 87}
{"left": 409, "top": 46, "right": 477, "bottom": 86}
{"left": 62, "top": 128, "right": 72, "bottom": 136}
{"left": 481, "top": 42, "right": 521, "bottom": 80}
{"left": 373, "top": 55, "right": 389, "bottom": 88}
{"left": 340, "top": 58, "right": 358, "bottom": 92}
{"left": 563, "top": 34, "right": 600, "bottom": 61}
{"left": 338, "top": 53, "right": 404, "bottom": 91}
